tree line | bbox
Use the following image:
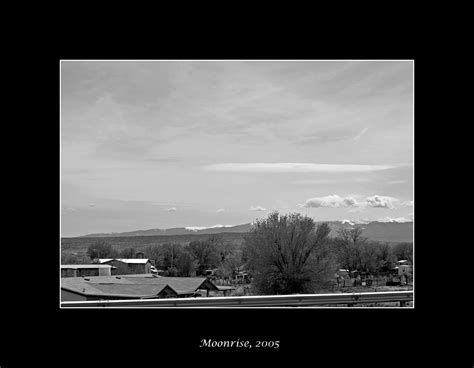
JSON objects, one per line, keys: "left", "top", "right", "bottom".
{"left": 62, "top": 235, "right": 247, "bottom": 278}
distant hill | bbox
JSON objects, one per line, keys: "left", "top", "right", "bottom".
{"left": 324, "top": 221, "right": 413, "bottom": 243}
{"left": 80, "top": 223, "right": 252, "bottom": 238}
{"left": 78, "top": 221, "right": 413, "bottom": 243}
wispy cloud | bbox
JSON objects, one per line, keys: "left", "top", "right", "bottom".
{"left": 216, "top": 208, "right": 226, "bottom": 213}
{"left": 63, "top": 207, "right": 77, "bottom": 212}
{"left": 166, "top": 207, "right": 177, "bottom": 212}
{"left": 298, "top": 126, "right": 370, "bottom": 145}
{"left": 352, "top": 127, "right": 369, "bottom": 141}
{"left": 293, "top": 178, "right": 370, "bottom": 185}
{"left": 203, "top": 163, "right": 396, "bottom": 173}
{"left": 387, "top": 180, "right": 407, "bottom": 185}
{"left": 250, "top": 205, "right": 266, "bottom": 211}
{"left": 298, "top": 127, "right": 363, "bottom": 144}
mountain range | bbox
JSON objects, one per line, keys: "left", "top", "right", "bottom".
{"left": 80, "top": 220, "right": 413, "bottom": 243}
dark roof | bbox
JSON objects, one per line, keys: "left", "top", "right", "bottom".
{"left": 88, "top": 283, "right": 172, "bottom": 297}
{"left": 61, "top": 274, "right": 219, "bottom": 298}
{"left": 61, "top": 277, "right": 177, "bottom": 298}
{"left": 99, "top": 258, "right": 151, "bottom": 264}
{"left": 123, "top": 275, "right": 219, "bottom": 293}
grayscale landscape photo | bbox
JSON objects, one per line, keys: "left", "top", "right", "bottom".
{"left": 60, "top": 60, "right": 414, "bottom": 307}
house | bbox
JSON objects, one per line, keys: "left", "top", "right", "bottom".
{"left": 215, "top": 285, "right": 236, "bottom": 296}
{"left": 124, "top": 274, "right": 220, "bottom": 297}
{"left": 335, "top": 269, "right": 350, "bottom": 278}
{"left": 60, "top": 274, "right": 220, "bottom": 301}
{"left": 61, "top": 275, "right": 178, "bottom": 301}
{"left": 61, "top": 264, "right": 116, "bottom": 278}
{"left": 98, "top": 258, "right": 153, "bottom": 275}
{"left": 396, "top": 260, "right": 413, "bottom": 277}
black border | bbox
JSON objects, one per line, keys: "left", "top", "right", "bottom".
{"left": 7, "top": 54, "right": 469, "bottom": 367}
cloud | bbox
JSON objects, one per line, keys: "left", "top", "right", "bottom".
{"left": 303, "top": 195, "right": 359, "bottom": 208}
{"left": 89, "top": 203, "right": 95, "bottom": 207}
{"left": 377, "top": 216, "right": 412, "bottom": 223}
{"left": 352, "top": 127, "right": 369, "bottom": 141}
{"left": 365, "top": 195, "right": 398, "bottom": 209}
{"left": 302, "top": 194, "right": 402, "bottom": 210}
{"left": 63, "top": 207, "right": 77, "bottom": 212}
{"left": 342, "top": 219, "right": 370, "bottom": 226}
{"left": 342, "top": 219, "right": 355, "bottom": 226}
{"left": 185, "top": 224, "right": 235, "bottom": 232}
{"left": 293, "top": 178, "right": 370, "bottom": 185}
{"left": 166, "top": 207, "right": 177, "bottom": 212}
{"left": 250, "top": 205, "right": 266, "bottom": 211}
{"left": 216, "top": 208, "right": 226, "bottom": 213}
{"left": 401, "top": 200, "right": 414, "bottom": 206}
{"left": 300, "top": 126, "right": 370, "bottom": 144}
{"left": 299, "top": 127, "right": 365, "bottom": 144}
{"left": 203, "top": 163, "right": 396, "bottom": 173}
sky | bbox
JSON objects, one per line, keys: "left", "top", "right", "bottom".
{"left": 61, "top": 60, "right": 414, "bottom": 237}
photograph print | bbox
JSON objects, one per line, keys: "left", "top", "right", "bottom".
{"left": 60, "top": 60, "right": 414, "bottom": 308}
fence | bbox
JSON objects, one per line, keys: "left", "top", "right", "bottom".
{"left": 61, "top": 290, "right": 413, "bottom": 308}
{"left": 334, "top": 275, "right": 412, "bottom": 288}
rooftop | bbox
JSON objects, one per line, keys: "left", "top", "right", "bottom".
{"left": 61, "top": 264, "right": 115, "bottom": 269}
{"left": 121, "top": 274, "right": 219, "bottom": 293}
{"left": 61, "top": 274, "right": 219, "bottom": 298}
{"left": 61, "top": 277, "right": 176, "bottom": 298}
{"left": 98, "top": 258, "right": 151, "bottom": 264}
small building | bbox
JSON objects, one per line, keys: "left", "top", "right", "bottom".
{"left": 335, "top": 269, "right": 350, "bottom": 278}
{"left": 98, "top": 258, "right": 152, "bottom": 275}
{"left": 61, "top": 264, "right": 116, "bottom": 278}
{"left": 396, "top": 260, "right": 413, "bottom": 276}
{"left": 216, "top": 286, "right": 236, "bottom": 296}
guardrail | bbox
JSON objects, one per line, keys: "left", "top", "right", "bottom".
{"left": 61, "top": 291, "right": 413, "bottom": 308}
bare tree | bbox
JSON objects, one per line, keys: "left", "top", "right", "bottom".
{"left": 243, "top": 212, "right": 332, "bottom": 294}
{"left": 188, "top": 239, "right": 220, "bottom": 275}
{"left": 335, "top": 226, "right": 368, "bottom": 274}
